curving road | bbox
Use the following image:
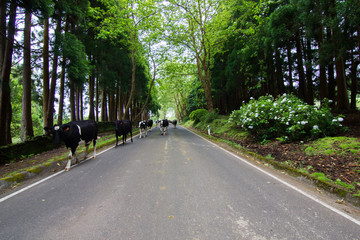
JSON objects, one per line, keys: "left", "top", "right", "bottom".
{"left": 0, "top": 126, "right": 359, "bottom": 240}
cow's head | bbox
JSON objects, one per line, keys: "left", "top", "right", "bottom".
{"left": 44, "top": 125, "right": 70, "bottom": 145}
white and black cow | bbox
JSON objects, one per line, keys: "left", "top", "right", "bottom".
{"left": 160, "top": 119, "right": 169, "bottom": 135}
{"left": 138, "top": 120, "right": 148, "bottom": 138}
{"left": 172, "top": 119, "right": 177, "bottom": 128}
{"left": 44, "top": 120, "right": 98, "bottom": 171}
{"left": 114, "top": 119, "right": 133, "bottom": 146}
{"left": 147, "top": 119, "right": 153, "bottom": 131}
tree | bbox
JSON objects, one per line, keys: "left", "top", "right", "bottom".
{"left": 20, "top": 9, "right": 34, "bottom": 141}
{"left": 0, "top": 0, "right": 17, "bottom": 146}
{"left": 91, "top": 0, "right": 162, "bottom": 119}
{"left": 165, "top": 0, "right": 227, "bottom": 112}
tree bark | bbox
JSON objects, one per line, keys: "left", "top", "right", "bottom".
{"left": 335, "top": 56, "right": 349, "bottom": 110}
{"left": 318, "top": 24, "right": 328, "bottom": 102}
{"left": 57, "top": 61, "right": 65, "bottom": 125}
{"left": 95, "top": 76, "right": 99, "bottom": 122}
{"left": 109, "top": 90, "right": 115, "bottom": 121}
{"left": 47, "top": 18, "right": 62, "bottom": 128}
{"left": 101, "top": 86, "right": 107, "bottom": 122}
{"left": 88, "top": 71, "right": 95, "bottom": 120}
{"left": 75, "top": 87, "right": 80, "bottom": 121}
{"left": 350, "top": 50, "right": 358, "bottom": 109}
{"left": 43, "top": 18, "right": 50, "bottom": 128}
{"left": 287, "top": 44, "right": 294, "bottom": 93}
{"left": 124, "top": 44, "right": 136, "bottom": 120}
{"left": 0, "top": 0, "right": 17, "bottom": 146}
{"left": 295, "top": 30, "right": 306, "bottom": 101}
{"left": 305, "top": 39, "right": 314, "bottom": 105}
{"left": 21, "top": 10, "right": 34, "bottom": 142}
{"left": 70, "top": 81, "right": 76, "bottom": 121}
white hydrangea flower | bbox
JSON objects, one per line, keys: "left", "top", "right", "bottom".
{"left": 313, "top": 125, "right": 319, "bottom": 130}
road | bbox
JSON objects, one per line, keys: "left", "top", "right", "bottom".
{"left": 0, "top": 126, "right": 359, "bottom": 240}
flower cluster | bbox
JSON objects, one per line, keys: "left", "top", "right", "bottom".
{"left": 229, "top": 94, "right": 344, "bottom": 142}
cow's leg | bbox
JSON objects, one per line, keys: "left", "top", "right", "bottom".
{"left": 115, "top": 134, "right": 118, "bottom": 146}
{"left": 130, "top": 131, "right": 133, "bottom": 142}
{"left": 65, "top": 149, "right": 77, "bottom": 171}
{"left": 84, "top": 142, "right": 89, "bottom": 159}
{"left": 93, "top": 139, "right": 97, "bottom": 159}
{"left": 123, "top": 134, "right": 126, "bottom": 145}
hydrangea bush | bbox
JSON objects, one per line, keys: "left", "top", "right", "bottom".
{"left": 229, "top": 94, "right": 344, "bottom": 142}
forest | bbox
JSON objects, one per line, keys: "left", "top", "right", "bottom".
{"left": 0, "top": 0, "right": 359, "bottom": 147}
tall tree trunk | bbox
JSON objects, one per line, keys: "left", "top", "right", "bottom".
{"left": 21, "top": 10, "right": 34, "bottom": 142}
{"left": 88, "top": 70, "right": 95, "bottom": 120}
{"left": 43, "top": 18, "right": 50, "bottom": 128}
{"left": 305, "top": 40, "right": 314, "bottom": 105}
{"left": 117, "top": 87, "right": 123, "bottom": 120}
{"left": 195, "top": 54, "right": 213, "bottom": 112}
{"left": 275, "top": 49, "right": 285, "bottom": 95}
{"left": 95, "top": 76, "right": 99, "bottom": 122}
{"left": 75, "top": 87, "right": 80, "bottom": 121}
{"left": 80, "top": 89, "right": 84, "bottom": 120}
{"left": 318, "top": 25, "right": 328, "bottom": 102}
{"left": 70, "top": 81, "right": 76, "bottom": 121}
{"left": 287, "top": 44, "right": 294, "bottom": 93}
{"left": 57, "top": 18, "right": 69, "bottom": 125}
{"left": 335, "top": 56, "right": 349, "bottom": 110}
{"left": 295, "top": 30, "right": 306, "bottom": 101}
{"left": 101, "top": 87, "right": 107, "bottom": 122}
{"left": 0, "top": 0, "right": 6, "bottom": 69}
{"left": 124, "top": 45, "right": 136, "bottom": 120}
{"left": 47, "top": 18, "right": 62, "bottom": 128}
{"left": 350, "top": 50, "right": 358, "bottom": 109}
{"left": 57, "top": 61, "right": 65, "bottom": 125}
{"left": 0, "top": 0, "right": 17, "bottom": 146}
{"left": 109, "top": 90, "right": 115, "bottom": 121}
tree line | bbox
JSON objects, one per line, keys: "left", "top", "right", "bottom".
{"left": 1, "top": 0, "right": 359, "bottom": 146}
{"left": 0, "top": 0, "right": 161, "bottom": 146}
{"left": 162, "top": 0, "right": 359, "bottom": 119}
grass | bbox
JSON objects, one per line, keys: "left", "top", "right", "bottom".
{"left": 304, "top": 137, "right": 360, "bottom": 157}
{"left": 0, "top": 130, "right": 139, "bottom": 180}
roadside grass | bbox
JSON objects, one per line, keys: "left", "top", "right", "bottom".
{"left": 0, "top": 130, "right": 139, "bottom": 180}
{"left": 304, "top": 137, "right": 360, "bottom": 157}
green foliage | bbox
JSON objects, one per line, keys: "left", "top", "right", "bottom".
{"left": 304, "top": 137, "right": 360, "bottom": 156}
{"left": 62, "top": 32, "right": 90, "bottom": 85}
{"left": 186, "top": 80, "right": 207, "bottom": 114}
{"left": 203, "top": 110, "right": 220, "bottom": 124}
{"left": 311, "top": 172, "right": 332, "bottom": 182}
{"left": 335, "top": 179, "right": 355, "bottom": 191}
{"left": 229, "top": 94, "right": 344, "bottom": 142}
{"left": 189, "top": 109, "right": 208, "bottom": 124}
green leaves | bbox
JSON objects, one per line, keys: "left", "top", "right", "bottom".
{"left": 62, "top": 33, "right": 90, "bottom": 85}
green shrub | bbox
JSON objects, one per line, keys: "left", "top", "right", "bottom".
{"left": 229, "top": 94, "right": 344, "bottom": 142}
{"left": 203, "top": 110, "right": 219, "bottom": 123}
{"left": 189, "top": 109, "right": 208, "bottom": 123}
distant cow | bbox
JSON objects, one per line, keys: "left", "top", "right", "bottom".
{"left": 114, "top": 119, "right": 133, "bottom": 146}
{"left": 147, "top": 119, "right": 153, "bottom": 131}
{"left": 160, "top": 119, "right": 169, "bottom": 135}
{"left": 172, "top": 119, "right": 177, "bottom": 128}
{"left": 139, "top": 120, "right": 148, "bottom": 138}
{"left": 44, "top": 120, "right": 98, "bottom": 171}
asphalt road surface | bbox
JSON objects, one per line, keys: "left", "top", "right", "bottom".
{"left": 1, "top": 126, "right": 360, "bottom": 240}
